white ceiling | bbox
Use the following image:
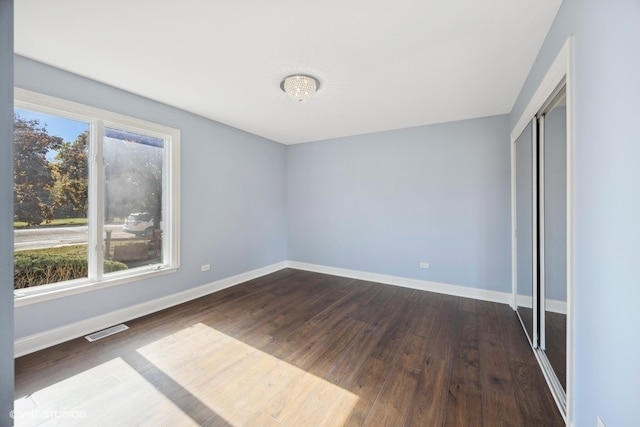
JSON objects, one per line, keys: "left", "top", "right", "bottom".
{"left": 14, "top": 0, "right": 562, "bottom": 145}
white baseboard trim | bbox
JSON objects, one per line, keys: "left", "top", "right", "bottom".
{"left": 515, "top": 294, "right": 567, "bottom": 314}
{"left": 14, "top": 261, "right": 287, "bottom": 357}
{"left": 545, "top": 299, "right": 568, "bottom": 315}
{"left": 286, "top": 261, "right": 512, "bottom": 305}
{"left": 15, "top": 260, "right": 514, "bottom": 357}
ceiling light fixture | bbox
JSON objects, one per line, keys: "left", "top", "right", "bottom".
{"left": 280, "top": 74, "right": 320, "bottom": 102}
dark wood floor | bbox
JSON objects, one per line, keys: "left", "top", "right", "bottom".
{"left": 517, "top": 306, "right": 567, "bottom": 390}
{"left": 15, "top": 269, "right": 563, "bottom": 426}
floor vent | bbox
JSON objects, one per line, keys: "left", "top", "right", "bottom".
{"left": 85, "top": 324, "right": 129, "bottom": 342}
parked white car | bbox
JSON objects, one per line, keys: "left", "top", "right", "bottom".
{"left": 123, "top": 212, "right": 154, "bottom": 236}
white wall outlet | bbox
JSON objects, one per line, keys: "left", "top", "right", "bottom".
{"left": 201, "top": 264, "right": 211, "bottom": 272}
{"left": 597, "top": 416, "right": 606, "bottom": 427}
{"left": 419, "top": 262, "right": 429, "bottom": 269}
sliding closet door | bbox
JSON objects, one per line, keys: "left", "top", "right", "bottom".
{"left": 514, "top": 84, "right": 568, "bottom": 411}
{"left": 513, "top": 83, "right": 568, "bottom": 411}
{"left": 540, "top": 88, "right": 567, "bottom": 392}
{"left": 515, "top": 120, "right": 536, "bottom": 344}
{"left": 511, "top": 39, "right": 572, "bottom": 422}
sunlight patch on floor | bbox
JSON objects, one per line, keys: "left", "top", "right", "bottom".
{"left": 13, "top": 322, "right": 359, "bottom": 426}
{"left": 136, "top": 322, "right": 359, "bottom": 426}
{"left": 13, "top": 357, "right": 199, "bottom": 426}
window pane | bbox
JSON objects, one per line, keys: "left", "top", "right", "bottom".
{"left": 14, "top": 108, "right": 90, "bottom": 289}
{"left": 103, "top": 127, "right": 164, "bottom": 272}
{"left": 14, "top": 89, "right": 179, "bottom": 300}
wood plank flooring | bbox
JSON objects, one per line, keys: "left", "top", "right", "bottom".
{"left": 14, "top": 269, "right": 564, "bottom": 426}
{"left": 516, "top": 306, "right": 567, "bottom": 391}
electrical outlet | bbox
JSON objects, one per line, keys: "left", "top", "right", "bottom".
{"left": 419, "top": 262, "right": 429, "bottom": 269}
{"left": 201, "top": 264, "right": 211, "bottom": 272}
{"left": 597, "top": 416, "right": 606, "bottom": 427}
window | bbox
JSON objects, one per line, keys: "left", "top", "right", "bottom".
{"left": 14, "top": 88, "right": 180, "bottom": 305}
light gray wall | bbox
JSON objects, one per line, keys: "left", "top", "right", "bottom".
{"left": 1, "top": 1, "right": 15, "bottom": 424}
{"left": 14, "top": 56, "right": 288, "bottom": 339}
{"left": 511, "top": 0, "right": 640, "bottom": 424}
{"left": 287, "top": 115, "right": 511, "bottom": 292}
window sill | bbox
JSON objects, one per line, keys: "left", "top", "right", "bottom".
{"left": 13, "top": 266, "right": 178, "bottom": 308}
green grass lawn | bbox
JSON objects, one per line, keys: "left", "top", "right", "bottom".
{"left": 18, "top": 240, "right": 142, "bottom": 258}
{"left": 14, "top": 217, "right": 88, "bottom": 228}
{"left": 20, "top": 244, "right": 88, "bottom": 257}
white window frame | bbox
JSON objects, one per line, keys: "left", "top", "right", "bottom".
{"left": 13, "top": 88, "right": 180, "bottom": 307}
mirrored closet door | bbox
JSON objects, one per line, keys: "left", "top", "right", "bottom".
{"left": 513, "top": 83, "right": 568, "bottom": 413}
{"left": 515, "top": 120, "right": 536, "bottom": 345}
{"left": 540, "top": 87, "right": 567, "bottom": 392}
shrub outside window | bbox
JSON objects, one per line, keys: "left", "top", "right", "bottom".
{"left": 13, "top": 88, "right": 180, "bottom": 305}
